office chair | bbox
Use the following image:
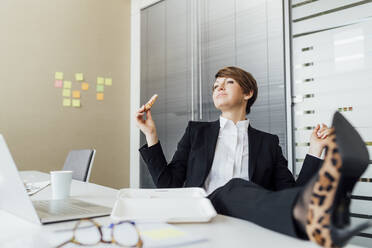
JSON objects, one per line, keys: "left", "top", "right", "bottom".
{"left": 62, "top": 149, "right": 96, "bottom": 182}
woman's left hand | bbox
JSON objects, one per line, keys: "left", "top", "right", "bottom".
{"left": 308, "top": 123, "right": 333, "bottom": 158}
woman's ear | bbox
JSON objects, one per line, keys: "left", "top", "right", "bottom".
{"left": 244, "top": 91, "right": 253, "bottom": 101}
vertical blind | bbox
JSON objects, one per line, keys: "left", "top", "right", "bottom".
{"left": 140, "top": 0, "right": 192, "bottom": 188}
{"left": 140, "top": 0, "right": 287, "bottom": 188}
{"left": 199, "top": 0, "right": 287, "bottom": 155}
{"left": 291, "top": 0, "right": 372, "bottom": 246}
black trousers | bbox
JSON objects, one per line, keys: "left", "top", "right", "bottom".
{"left": 208, "top": 178, "right": 305, "bottom": 239}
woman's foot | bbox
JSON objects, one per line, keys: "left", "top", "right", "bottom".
{"left": 294, "top": 112, "right": 371, "bottom": 248}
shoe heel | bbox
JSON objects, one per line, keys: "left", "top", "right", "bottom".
{"left": 332, "top": 220, "right": 372, "bottom": 247}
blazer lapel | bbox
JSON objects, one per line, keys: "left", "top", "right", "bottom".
{"left": 202, "top": 120, "right": 220, "bottom": 185}
{"left": 248, "top": 125, "right": 262, "bottom": 180}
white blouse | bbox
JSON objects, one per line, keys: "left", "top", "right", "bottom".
{"left": 204, "top": 116, "right": 250, "bottom": 194}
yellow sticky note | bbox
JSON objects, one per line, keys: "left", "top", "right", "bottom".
{"left": 62, "top": 89, "right": 71, "bottom": 97}
{"left": 63, "top": 81, "right": 72, "bottom": 89}
{"left": 55, "top": 72, "right": 63, "bottom": 80}
{"left": 75, "top": 73, "right": 84, "bottom": 81}
{"left": 72, "top": 99, "right": 81, "bottom": 107}
{"left": 63, "top": 98, "right": 71, "bottom": 107}
{"left": 81, "top": 82, "right": 89, "bottom": 91}
{"left": 96, "top": 93, "right": 104, "bottom": 101}
{"left": 97, "top": 77, "right": 104, "bottom": 85}
{"left": 105, "top": 78, "right": 112, "bottom": 86}
{"left": 96, "top": 85, "right": 104, "bottom": 92}
{"left": 72, "top": 90, "right": 80, "bottom": 98}
{"left": 141, "top": 228, "right": 185, "bottom": 240}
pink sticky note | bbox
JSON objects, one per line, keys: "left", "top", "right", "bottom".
{"left": 54, "top": 80, "right": 63, "bottom": 88}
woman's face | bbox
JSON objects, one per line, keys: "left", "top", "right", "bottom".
{"left": 212, "top": 77, "right": 251, "bottom": 112}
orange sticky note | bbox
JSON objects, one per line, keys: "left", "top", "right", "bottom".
{"left": 96, "top": 93, "right": 104, "bottom": 101}
{"left": 81, "top": 82, "right": 89, "bottom": 91}
{"left": 72, "top": 90, "right": 80, "bottom": 98}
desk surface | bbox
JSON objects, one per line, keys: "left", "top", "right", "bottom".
{"left": 0, "top": 171, "right": 362, "bottom": 248}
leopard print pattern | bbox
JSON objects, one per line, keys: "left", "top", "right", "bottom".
{"left": 306, "top": 134, "right": 342, "bottom": 248}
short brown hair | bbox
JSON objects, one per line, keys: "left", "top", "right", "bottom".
{"left": 215, "top": 66, "right": 258, "bottom": 114}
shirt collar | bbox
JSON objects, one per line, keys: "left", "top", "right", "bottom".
{"left": 219, "top": 115, "right": 250, "bottom": 130}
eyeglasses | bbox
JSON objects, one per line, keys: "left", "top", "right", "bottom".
{"left": 57, "top": 218, "right": 143, "bottom": 248}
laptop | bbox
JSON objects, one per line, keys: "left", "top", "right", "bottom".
{"left": 0, "top": 134, "right": 112, "bottom": 224}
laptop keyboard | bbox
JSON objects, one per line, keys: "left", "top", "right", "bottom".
{"left": 33, "top": 199, "right": 109, "bottom": 218}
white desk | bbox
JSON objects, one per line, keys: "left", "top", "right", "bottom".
{"left": 0, "top": 171, "right": 362, "bottom": 248}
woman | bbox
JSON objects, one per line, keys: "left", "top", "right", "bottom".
{"left": 135, "top": 67, "right": 370, "bottom": 247}
{"left": 136, "top": 66, "right": 330, "bottom": 193}
{"left": 206, "top": 112, "right": 371, "bottom": 247}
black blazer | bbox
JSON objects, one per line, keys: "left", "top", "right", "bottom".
{"left": 139, "top": 120, "right": 322, "bottom": 191}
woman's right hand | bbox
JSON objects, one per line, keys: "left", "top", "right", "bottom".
{"left": 135, "top": 105, "right": 159, "bottom": 146}
{"left": 308, "top": 123, "right": 333, "bottom": 158}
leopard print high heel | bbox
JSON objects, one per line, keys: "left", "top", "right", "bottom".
{"left": 306, "top": 112, "right": 371, "bottom": 248}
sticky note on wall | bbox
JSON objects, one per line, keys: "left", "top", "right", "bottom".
{"left": 72, "top": 99, "right": 81, "bottom": 107}
{"left": 105, "top": 78, "right": 112, "bottom": 86}
{"left": 55, "top": 72, "right": 63, "bottom": 80}
{"left": 63, "top": 98, "right": 71, "bottom": 107}
{"left": 96, "top": 93, "right": 104, "bottom": 101}
{"left": 63, "top": 81, "right": 72, "bottom": 89}
{"left": 75, "top": 73, "right": 84, "bottom": 81}
{"left": 62, "top": 89, "right": 71, "bottom": 97}
{"left": 96, "top": 85, "right": 104, "bottom": 92}
{"left": 72, "top": 90, "right": 80, "bottom": 98}
{"left": 81, "top": 82, "right": 89, "bottom": 91}
{"left": 97, "top": 77, "right": 104, "bottom": 85}
{"left": 54, "top": 80, "right": 63, "bottom": 88}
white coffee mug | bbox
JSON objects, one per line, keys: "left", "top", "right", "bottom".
{"left": 50, "top": 170, "right": 73, "bottom": 200}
